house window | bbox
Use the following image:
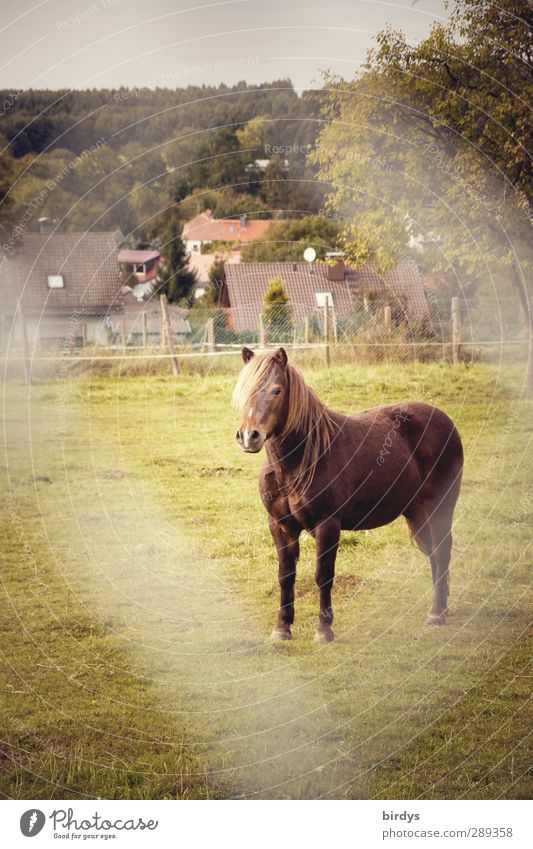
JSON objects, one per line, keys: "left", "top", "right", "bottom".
{"left": 134, "top": 263, "right": 146, "bottom": 274}
{"left": 47, "top": 274, "right": 64, "bottom": 289}
{"left": 192, "top": 243, "right": 199, "bottom": 252}
{"left": 315, "top": 291, "right": 333, "bottom": 307}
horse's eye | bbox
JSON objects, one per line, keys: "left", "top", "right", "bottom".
{"left": 272, "top": 387, "right": 282, "bottom": 396}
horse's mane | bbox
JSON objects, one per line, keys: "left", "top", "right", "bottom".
{"left": 232, "top": 352, "right": 336, "bottom": 496}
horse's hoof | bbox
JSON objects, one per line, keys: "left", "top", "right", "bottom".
{"left": 270, "top": 626, "right": 292, "bottom": 641}
{"left": 314, "top": 627, "right": 334, "bottom": 643}
{"left": 425, "top": 613, "right": 447, "bottom": 626}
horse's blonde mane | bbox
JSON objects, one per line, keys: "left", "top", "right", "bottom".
{"left": 232, "top": 352, "right": 335, "bottom": 496}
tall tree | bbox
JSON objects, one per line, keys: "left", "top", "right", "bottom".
{"left": 241, "top": 215, "right": 340, "bottom": 262}
{"left": 263, "top": 277, "right": 293, "bottom": 342}
{"left": 313, "top": 0, "right": 532, "bottom": 383}
{"left": 150, "top": 206, "right": 196, "bottom": 303}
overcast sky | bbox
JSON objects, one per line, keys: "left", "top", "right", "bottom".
{"left": 1, "top": 0, "right": 451, "bottom": 91}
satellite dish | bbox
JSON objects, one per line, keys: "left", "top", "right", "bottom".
{"left": 303, "top": 247, "right": 316, "bottom": 263}
{"left": 132, "top": 283, "right": 146, "bottom": 301}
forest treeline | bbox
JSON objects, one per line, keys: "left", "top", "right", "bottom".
{"left": 0, "top": 80, "right": 327, "bottom": 242}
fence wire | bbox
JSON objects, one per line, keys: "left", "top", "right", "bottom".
{"left": 1, "top": 296, "right": 529, "bottom": 369}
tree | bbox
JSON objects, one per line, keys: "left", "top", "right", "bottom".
{"left": 241, "top": 215, "right": 341, "bottom": 262}
{"left": 263, "top": 277, "right": 293, "bottom": 342}
{"left": 0, "top": 80, "right": 321, "bottom": 237}
{"left": 192, "top": 257, "right": 225, "bottom": 307}
{"left": 313, "top": 0, "right": 533, "bottom": 387}
{"left": 149, "top": 206, "right": 196, "bottom": 303}
{"left": 236, "top": 115, "right": 269, "bottom": 158}
{"left": 178, "top": 189, "right": 269, "bottom": 221}
{"left": 262, "top": 155, "right": 291, "bottom": 211}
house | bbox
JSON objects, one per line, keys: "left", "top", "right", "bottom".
{"left": 183, "top": 209, "right": 270, "bottom": 255}
{"left": 0, "top": 230, "right": 123, "bottom": 347}
{"left": 117, "top": 248, "right": 162, "bottom": 284}
{"left": 187, "top": 250, "right": 240, "bottom": 300}
{"left": 120, "top": 290, "right": 191, "bottom": 344}
{"left": 221, "top": 259, "right": 428, "bottom": 332}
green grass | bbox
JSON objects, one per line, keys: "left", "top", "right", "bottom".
{"left": 1, "top": 357, "right": 532, "bottom": 798}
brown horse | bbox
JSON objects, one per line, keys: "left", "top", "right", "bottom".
{"left": 233, "top": 347, "right": 463, "bottom": 643}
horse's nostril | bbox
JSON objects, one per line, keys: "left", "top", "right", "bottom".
{"left": 235, "top": 429, "right": 242, "bottom": 442}
{"left": 250, "top": 430, "right": 260, "bottom": 441}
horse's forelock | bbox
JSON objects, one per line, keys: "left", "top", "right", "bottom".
{"left": 232, "top": 355, "right": 334, "bottom": 494}
{"left": 231, "top": 351, "right": 277, "bottom": 410}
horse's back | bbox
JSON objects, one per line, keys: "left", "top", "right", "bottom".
{"left": 380, "top": 401, "right": 463, "bottom": 505}
{"left": 357, "top": 401, "right": 462, "bottom": 463}
{"left": 351, "top": 400, "right": 463, "bottom": 506}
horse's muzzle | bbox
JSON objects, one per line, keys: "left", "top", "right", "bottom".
{"left": 235, "top": 428, "right": 265, "bottom": 453}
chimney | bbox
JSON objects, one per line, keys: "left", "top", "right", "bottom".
{"left": 240, "top": 213, "right": 248, "bottom": 230}
{"left": 327, "top": 260, "right": 345, "bottom": 282}
{"left": 38, "top": 217, "right": 53, "bottom": 234}
{"left": 205, "top": 208, "right": 213, "bottom": 220}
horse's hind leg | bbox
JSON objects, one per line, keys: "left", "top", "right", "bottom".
{"left": 424, "top": 502, "right": 454, "bottom": 626}
{"left": 314, "top": 518, "right": 341, "bottom": 643}
{"left": 405, "top": 507, "right": 433, "bottom": 565}
{"left": 405, "top": 504, "right": 451, "bottom": 625}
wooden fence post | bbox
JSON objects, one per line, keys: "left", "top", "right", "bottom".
{"left": 304, "top": 316, "right": 309, "bottom": 345}
{"left": 120, "top": 318, "right": 127, "bottom": 348}
{"left": 207, "top": 317, "right": 215, "bottom": 353}
{"left": 451, "top": 296, "right": 461, "bottom": 364}
{"left": 18, "top": 303, "right": 31, "bottom": 385}
{"left": 160, "top": 293, "right": 180, "bottom": 376}
{"left": 259, "top": 314, "right": 266, "bottom": 348}
{"left": 384, "top": 304, "right": 392, "bottom": 331}
{"left": 323, "top": 303, "right": 330, "bottom": 368}
{"left": 142, "top": 311, "right": 148, "bottom": 348}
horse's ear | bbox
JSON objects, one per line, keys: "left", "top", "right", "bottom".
{"left": 242, "top": 347, "right": 255, "bottom": 364}
{"left": 273, "top": 347, "right": 288, "bottom": 369}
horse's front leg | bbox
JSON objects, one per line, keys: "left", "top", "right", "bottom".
{"left": 314, "top": 519, "right": 341, "bottom": 643}
{"left": 268, "top": 516, "right": 301, "bottom": 641}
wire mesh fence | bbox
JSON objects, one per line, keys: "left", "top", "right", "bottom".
{"left": 1, "top": 295, "right": 529, "bottom": 376}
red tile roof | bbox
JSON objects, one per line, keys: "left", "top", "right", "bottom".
{"left": 117, "top": 249, "right": 161, "bottom": 264}
{"left": 183, "top": 211, "right": 270, "bottom": 245}
{"left": 224, "top": 260, "right": 428, "bottom": 332}
{"left": 352, "top": 260, "right": 429, "bottom": 318}
{"left": 223, "top": 262, "right": 353, "bottom": 332}
{"left": 1, "top": 232, "right": 123, "bottom": 315}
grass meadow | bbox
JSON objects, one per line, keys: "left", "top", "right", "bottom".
{"left": 1, "top": 352, "right": 532, "bottom": 799}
